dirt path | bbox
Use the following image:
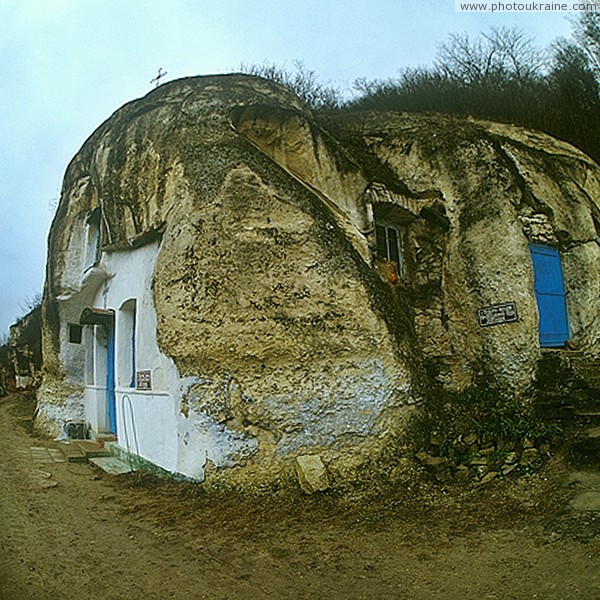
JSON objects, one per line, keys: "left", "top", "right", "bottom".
{"left": 1, "top": 393, "right": 600, "bottom": 600}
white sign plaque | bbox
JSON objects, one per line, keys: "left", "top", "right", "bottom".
{"left": 136, "top": 370, "right": 152, "bottom": 390}
{"left": 477, "top": 302, "right": 518, "bottom": 327}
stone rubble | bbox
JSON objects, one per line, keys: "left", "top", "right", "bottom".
{"left": 416, "top": 432, "right": 550, "bottom": 485}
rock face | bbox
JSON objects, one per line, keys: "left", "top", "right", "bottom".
{"left": 37, "top": 74, "right": 600, "bottom": 489}
{"left": 1, "top": 306, "right": 42, "bottom": 392}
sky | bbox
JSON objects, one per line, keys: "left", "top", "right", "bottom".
{"left": 0, "top": 0, "right": 575, "bottom": 337}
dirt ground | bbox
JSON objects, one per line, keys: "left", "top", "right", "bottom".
{"left": 1, "top": 393, "right": 600, "bottom": 600}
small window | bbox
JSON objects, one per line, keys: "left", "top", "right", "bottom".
{"left": 68, "top": 324, "right": 83, "bottom": 344}
{"left": 375, "top": 221, "right": 405, "bottom": 280}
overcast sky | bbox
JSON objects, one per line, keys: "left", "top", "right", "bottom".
{"left": 0, "top": 0, "right": 574, "bottom": 337}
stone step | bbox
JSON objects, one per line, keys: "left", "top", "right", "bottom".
{"left": 574, "top": 374, "right": 600, "bottom": 384}
{"left": 535, "top": 406, "right": 571, "bottom": 420}
{"left": 570, "top": 356, "right": 600, "bottom": 366}
{"left": 538, "top": 379, "right": 600, "bottom": 392}
{"left": 541, "top": 349, "right": 586, "bottom": 357}
{"left": 537, "top": 392, "right": 600, "bottom": 416}
{"left": 584, "top": 426, "right": 600, "bottom": 439}
{"left": 572, "top": 409, "right": 600, "bottom": 419}
{"left": 564, "top": 471, "right": 600, "bottom": 513}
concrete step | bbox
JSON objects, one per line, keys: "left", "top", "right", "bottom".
{"left": 74, "top": 440, "right": 111, "bottom": 458}
{"left": 89, "top": 456, "right": 134, "bottom": 475}
{"left": 58, "top": 440, "right": 110, "bottom": 463}
{"left": 90, "top": 433, "right": 117, "bottom": 448}
{"left": 58, "top": 442, "right": 87, "bottom": 463}
{"left": 567, "top": 426, "right": 600, "bottom": 468}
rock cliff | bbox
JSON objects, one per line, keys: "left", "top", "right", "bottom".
{"left": 37, "top": 74, "right": 600, "bottom": 488}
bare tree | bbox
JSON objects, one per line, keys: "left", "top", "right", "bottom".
{"left": 239, "top": 61, "right": 343, "bottom": 110}
{"left": 571, "top": 11, "right": 600, "bottom": 82}
{"left": 435, "top": 26, "right": 547, "bottom": 85}
{"left": 18, "top": 292, "right": 42, "bottom": 317}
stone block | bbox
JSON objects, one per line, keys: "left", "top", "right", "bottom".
{"left": 477, "top": 471, "right": 498, "bottom": 486}
{"left": 416, "top": 451, "right": 449, "bottom": 469}
{"left": 295, "top": 455, "right": 330, "bottom": 494}
{"left": 454, "top": 465, "right": 473, "bottom": 483}
{"left": 453, "top": 441, "right": 469, "bottom": 455}
{"left": 464, "top": 433, "right": 478, "bottom": 446}
{"left": 501, "top": 463, "right": 518, "bottom": 476}
{"left": 435, "top": 468, "right": 454, "bottom": 483}
{"left": 585, "top": 426, "right": 600, "bottom": 439}
{"left": 497, "top": 439, "right": 516, "bottom": 452}
{"left": 429, "top": 432, "right": 443, "bottom": 446}
{"left": 570, "top": 491, "right": 600, "bottom": 511}
{"left": 519, "top": 448, "right": 540, "bottom": 466}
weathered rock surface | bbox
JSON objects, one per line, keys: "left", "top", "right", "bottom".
{"left": 37, "top": 74, "right": 600, "bottom": 489}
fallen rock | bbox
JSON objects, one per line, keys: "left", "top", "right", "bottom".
{"left": 477, "top": 471, "right": 498, "bottom": 486}
{"left": 570, "top": 491, "right": 600, "bottom": 512}
{"left": 501, "top": 463, "right": 519, "bottom": 476}
{"left": 464, "top": 433, "right": 478, "bottom": 446}
{"left": 435, "top": 468, "right": 454, "bottom": 483}
{"left": 454, "top": 465, "right": 473, "bottom": 483}
{"left": 504, "top": 451, "right": 519, "bottom": 464}
{"left": 295, "top": 455, "right": 330, "bottom": 494}
{"left": 519, "top": 448, "right": 540, "bottom": 466}
{"left": 416, "top": 451, "right": 451, "bottom": 471}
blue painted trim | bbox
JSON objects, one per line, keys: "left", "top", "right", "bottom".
{"left": 106, "top": 323, "right": 117, "bottom": 434}
{"left": 129, "top": 309, "right": 136, "bottom": 388}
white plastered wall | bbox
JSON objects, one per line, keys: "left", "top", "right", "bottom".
{"left": 82, "top": 241, "right": 202, "bottom": 478}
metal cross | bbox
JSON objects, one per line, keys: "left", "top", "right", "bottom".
{"left": 150, "top": 68, "right": 167, "bottom": 87}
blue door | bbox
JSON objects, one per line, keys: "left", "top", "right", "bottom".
{"left": 530, "top": 244, "right": 569, "bottom": 347}
{"left": 80, "top": 307, "right": 117, "bottom": 434}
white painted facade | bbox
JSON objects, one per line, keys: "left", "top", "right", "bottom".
{"left": 59, "top": 239, "right": 214, "bottom": 481}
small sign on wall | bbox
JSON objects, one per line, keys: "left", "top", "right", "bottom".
{"left": 477, "top": 302, "right": 518, "bottom": 327}
{"left": 136, "top": 370, "right": 152, "bottom": 391}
